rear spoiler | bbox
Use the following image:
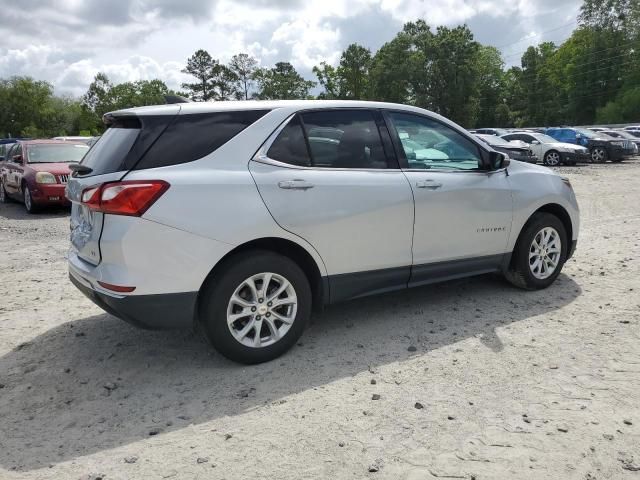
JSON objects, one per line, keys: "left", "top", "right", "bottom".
{"left": 164, "top": 95, "right": 192, "bottom": 104}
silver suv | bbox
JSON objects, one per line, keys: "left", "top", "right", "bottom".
{"left": 66, "top": 101, "right": 579, "bottom": 364}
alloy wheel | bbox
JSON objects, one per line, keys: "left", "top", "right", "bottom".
{"left": 529, "top": 227, "right": 561, "bottom": 280}
{"left": 545, "top": 151, "right": 560, "bottom": 166}
{"left": 591, "top": 148, "right": 606, "bottom": 163}
{"left": 226, "top": 272, "right": 297, "bottom": 348}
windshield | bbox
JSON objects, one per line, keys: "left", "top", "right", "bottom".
{"left": 27, "top": 144, "right": 89, "bottom": 163}
{"left": 531, "top": 133, "right": 560, "bottom": 143}
{"left": 606, "top": 131, "right": 635, "bottom": 139}
{"left": 574, "top": 128, "right": 600, "bottom": 139}
{"left": 476, "top": 134, "right": 512, "bottom": 146}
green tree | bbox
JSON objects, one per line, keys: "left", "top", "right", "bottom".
{"left": 474, "top": 46, "right": 506, "bottom": 127}
{"left": 215, "top": 65, "right": 240, "bottom": 100}
{"left": 337, "top": 43, "right": 372, "bottom": 99}
{"left": 181, "top": 49, "right": 218, "bottom": 101}
{"left": 81, "top": 73, "right": 171, "bottom": 132}
{"left": 313, "top": 62, "right": 343, "bottom": 99}
{"left": 253, "top": 62, "right": 316, "bottom": 100}
{"left": 368, "top": 30, "right": 414, "bottom": 103}
{"left": 229, "top": 53, "right": 258, "bottom": 100}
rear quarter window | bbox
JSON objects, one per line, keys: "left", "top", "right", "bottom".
{"left": 134, "top": 109, "right": 270, "bottom": 170}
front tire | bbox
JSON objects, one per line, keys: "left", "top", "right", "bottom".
{"left": 23, "top": 185, "right": 38, "bottom": 213}
{"left": 590, "top": 147, "right": 608, "bottom": 163}
{"left": 504, "top": 212, "right": 568, "bottom": 290}
{"left": 543, "top": 150, "right": 561, "bottom": 166}
{"left": 200, "top": 251, "right": 312, "bottom": 364}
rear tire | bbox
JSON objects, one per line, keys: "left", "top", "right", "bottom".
{"left": 504, "top": 212, "right": 568, "bottom": 290}
{"left": 200, "top": 251, "right": 311, "bottom": 364}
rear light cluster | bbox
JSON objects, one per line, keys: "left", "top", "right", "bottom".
{"left": 81, "top": 180, "right": 169, "bottom": 216}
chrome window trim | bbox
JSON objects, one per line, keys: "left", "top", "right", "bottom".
{"left": 252, "top": 110, "right": 507, "bottom": 175}
{"left": 252, "top": 112, "right": 402, "bottom": 172}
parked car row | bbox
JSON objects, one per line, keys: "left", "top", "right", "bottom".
{"left": 469, "top": 125, "right": 639, "bottom": 165}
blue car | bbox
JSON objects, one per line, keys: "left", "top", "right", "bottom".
{"left": 545, "top": 128, "right": 631, "bottom": 163}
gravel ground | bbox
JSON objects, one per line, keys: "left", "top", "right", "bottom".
{"left": 0, "top": 160, "right": 639, "bottom": 480}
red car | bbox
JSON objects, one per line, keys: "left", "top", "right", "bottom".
{"left": 0, "top": 140, "right": 89, "bottom": 213}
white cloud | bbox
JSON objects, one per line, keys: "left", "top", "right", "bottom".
{"left": 0, "top": 0, "right": 583, "bottom": 96}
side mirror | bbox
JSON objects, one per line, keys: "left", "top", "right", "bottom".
{"left": 531, "top": 140, "right": 540, "bottom": 145}
{"left": 12, "top": 154, "right": 22, "bottom": 163}
{"left": 488, "top": 151, "right": 510, "bottom": 170}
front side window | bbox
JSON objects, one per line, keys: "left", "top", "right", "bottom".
{"left": 301, "top": 110, "right": 389, "bottom": 169}
{"left": 389, "top": 112, "right": 482, "bottom": 170}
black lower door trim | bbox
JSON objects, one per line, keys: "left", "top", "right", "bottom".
{"left": 329, "top": 266, "right": 410, "bottom": 304}
{"left": 327, "top": 254, "right": 507, "bottom": 305}
{"left": 409, "top": 254, "right": 505, "bottom": 288}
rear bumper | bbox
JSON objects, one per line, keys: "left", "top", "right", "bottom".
{"left": 31, "top": 184, "right": 70, "bottom": 205}
{"left": 567, "top": 240, "right": 578, "bottom": 260}
{"left": 69, "top": 269, "right": 197, "bottom": 330}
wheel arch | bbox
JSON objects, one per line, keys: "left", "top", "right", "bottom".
{"left": 196, "top": 237, "right": 327, "bottom": 323}
{"left": 511, "top": 203, "right": 573, "bottom": 263}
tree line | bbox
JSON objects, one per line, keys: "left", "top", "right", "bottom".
{"left": 0, "top": 0, "right": 637, "bottom": 138}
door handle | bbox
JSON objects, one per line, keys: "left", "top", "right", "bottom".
{"left": 278, "top": 179, "right": 314, "bottom": 190}
{"left": 415, "top": 180, "right": 442, "bottom": 189}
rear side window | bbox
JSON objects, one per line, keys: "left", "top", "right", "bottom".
{"left": 267, "top": 116, "right": 311, "bottom": 167}
{"left": 301, "top": 110, "right": 389, "bottom": 169}
{"left": 135, "top": 110, "right": 270, "bottom": 171}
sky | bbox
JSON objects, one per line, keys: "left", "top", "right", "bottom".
{"left": 0, "top": 0, "right": 582, "bottom": 97}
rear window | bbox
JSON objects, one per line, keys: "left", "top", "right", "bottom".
{"left": 134, "top": 110, "right": 270, "bottom": 171}
{"left": 77, "top": 109, "right": 269, "bottom": 177}
{"left": 79, "top": 117, "right": 145, "bottom": 176}
{"left": 27, "top": 144, "right": 89, "bottom": 163}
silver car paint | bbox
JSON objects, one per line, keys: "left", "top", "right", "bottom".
{"left": 404, "top": 169, "right": 513, "bottom": 264}
{"left": 66, "top": 100, "right": 579, "bottom": 302}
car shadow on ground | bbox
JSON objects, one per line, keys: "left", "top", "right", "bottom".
{"left": 0, "top": 202, "right": 69, "bottom": 220}
{"left": 0, "top": 273, "right": 581, "bottom": 471}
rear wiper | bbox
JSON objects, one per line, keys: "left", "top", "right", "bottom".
{"left": 68, "top": 163, "right": 93, "bottom": 175}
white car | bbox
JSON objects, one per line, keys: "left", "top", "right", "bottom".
{"left": 501, "top": 132, "right": 589, "bottom": 166}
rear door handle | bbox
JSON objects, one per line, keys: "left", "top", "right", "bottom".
{"left": 278, "top": 179, "right": 314, "bottom": 190}
{"left": 416, "top": 180, "right": 442, "bottom": 189}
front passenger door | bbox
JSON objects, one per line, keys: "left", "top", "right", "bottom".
{"left": 385, "top": 111, "right": 513, "bottom": 286}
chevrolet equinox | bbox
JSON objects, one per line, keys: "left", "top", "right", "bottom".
{"left": 66, "top": 101, "right": 579, "bottom": 364}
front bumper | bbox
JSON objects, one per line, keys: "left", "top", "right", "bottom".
{"left": 69, "top": 269, "right": 197, "bottom": 330}
{"left": 567, "top": 240, "right": 578, "bottom": 260}
{"left": 31, "top": 184, "right": 70, "bottom": 205}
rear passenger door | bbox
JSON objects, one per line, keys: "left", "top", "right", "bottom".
{"left": 249, "top": 109, "right": 415, "bottom": 302}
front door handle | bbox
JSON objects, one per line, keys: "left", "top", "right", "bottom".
{"left": 278, "top": 179, "right": 314, "bottom": 190}
{"left": 416, "top": 180, "right": 443, "bottom": 189}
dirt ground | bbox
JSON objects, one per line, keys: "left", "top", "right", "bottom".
{"left": 0, "top": 160, "right": 639, "bottom": 480}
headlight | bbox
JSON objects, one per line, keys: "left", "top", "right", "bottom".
{"left": 35, "top": 172, "right": 57, "bottom": 184}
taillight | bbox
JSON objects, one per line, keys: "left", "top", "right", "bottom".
{"left": 81, "top": 180, "right": 169, "bottom": 216}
